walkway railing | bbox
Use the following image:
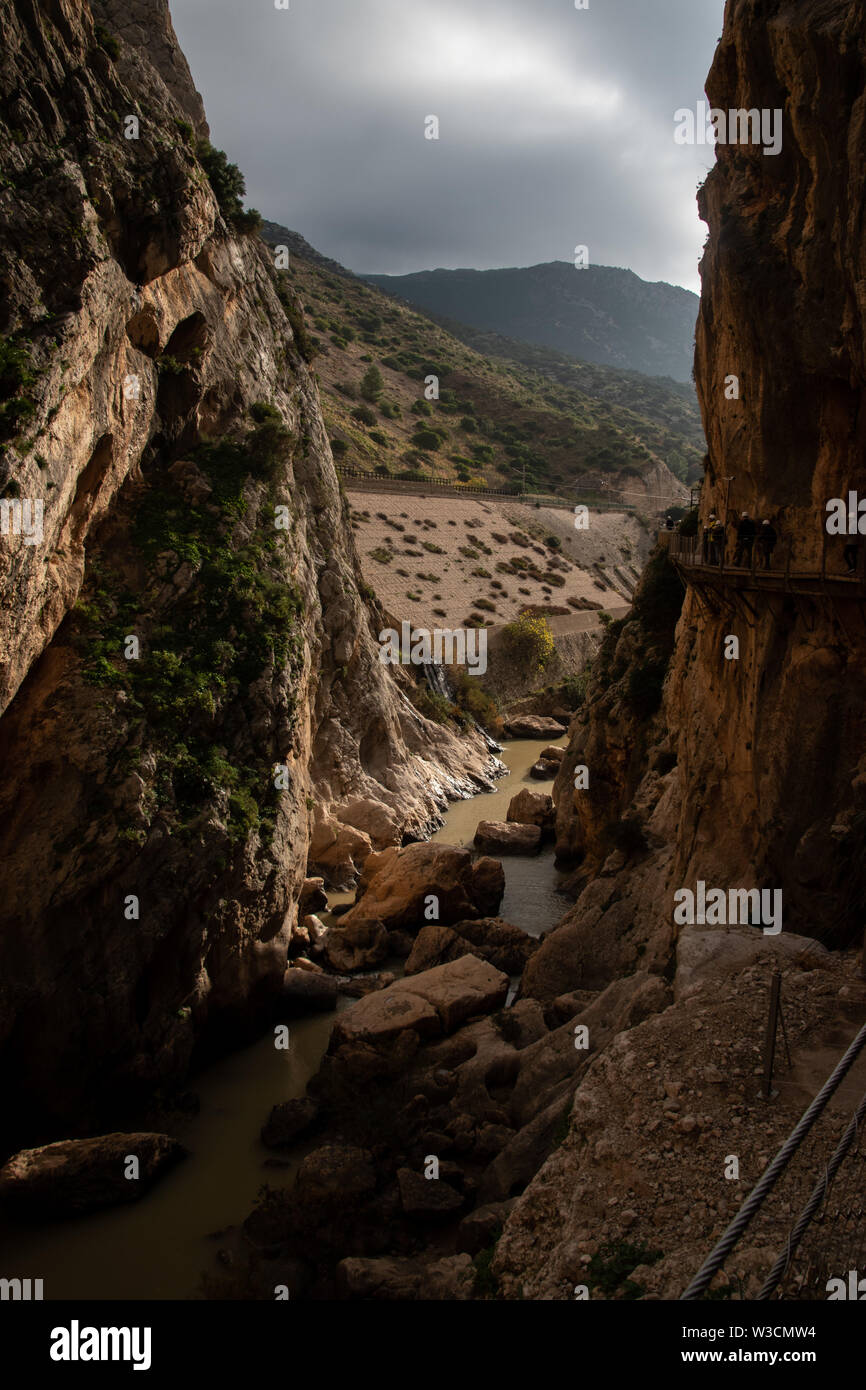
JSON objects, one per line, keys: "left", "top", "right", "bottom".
{"left": 668, "top": 529, "right": 866, "bottom": 593}
{"left": 682, "top": 1018, "right": 866, "bottom": 1300}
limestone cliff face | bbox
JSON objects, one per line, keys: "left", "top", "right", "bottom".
{"left": 499, "top": 0, "right": 866, "bottom": 1296}
{"left": 535, "top": 0, "right": 866, "bottom": 1002}
{"left": 0, "top": 0, "right": 494, "bottom": 1147}
{"left": 675, "top": 0, "right": 866, "bottom": 944}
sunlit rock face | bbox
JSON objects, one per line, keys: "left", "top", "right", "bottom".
{"left": 0, "top": 0, "right": 494, "bottom": 1145}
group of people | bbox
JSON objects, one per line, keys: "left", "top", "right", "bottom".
{"left": 701, "top": 511, "right": 778, "bottom": 569}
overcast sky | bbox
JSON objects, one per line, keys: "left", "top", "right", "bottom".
{"left": 170, "top": 0, "right": 725, "bottom": 294}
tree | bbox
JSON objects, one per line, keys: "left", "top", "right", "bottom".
{"left": 360, "top": 366, "right": 384, "bottom": 401}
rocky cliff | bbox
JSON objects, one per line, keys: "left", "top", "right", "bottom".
{"left": 495, "top": 0, "right": 866, "bottom": 1295}
{"left": 0, "top": 0, "right": 495, "bottom": 1148}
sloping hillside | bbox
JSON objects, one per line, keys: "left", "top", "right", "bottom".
{"left": 261, "top": 222, "right": 699, "bottom": 502}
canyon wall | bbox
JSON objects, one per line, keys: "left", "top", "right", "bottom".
{"left": 498, "top": 0, "right": 866, "bottom": 1295}
{"left": 0, "top": 0, "right": 493, "bottom": 1148}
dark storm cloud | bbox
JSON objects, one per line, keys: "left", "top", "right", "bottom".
{"left": 170, "top": 0, "right": 726, "bottom": 291}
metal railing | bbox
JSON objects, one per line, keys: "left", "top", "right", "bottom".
{"left": 668, "top": 527, "right": 866, "bottom": 589}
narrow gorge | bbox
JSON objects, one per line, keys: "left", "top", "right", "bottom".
{"left": 1, "top": 0, "right": 865, "bottom": 1317}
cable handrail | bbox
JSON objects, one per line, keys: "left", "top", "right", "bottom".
{"left": 681, "top": 1018, "right": 866, "bottom": 1300}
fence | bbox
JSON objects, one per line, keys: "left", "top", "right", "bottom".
{"left": 335, "top": 465, "right": 637, "bottom": 513}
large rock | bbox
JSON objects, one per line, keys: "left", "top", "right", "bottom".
{"left": 0, "top": 1133, "right": 186, "bottom": 1216}
{"left": 340, "top": 842, "right": 504, "bottom": 931}
{"left": 504, "top": 716, "right": 567, "bottom": 738}
{"left": 332, "top": 956, "right": 508, "bottom": 1046}
{"left": 456, "top": 1199, "right": 517, "bottom": 1255}
{"left": 405, "top": 918, "right": 537, "bottom": 976}
{"left": 331, "top": 988, "right": 442, "bottom": 1046}
{"left": 474, "top": 820, "right": 542, "bottom": 856}
{"left": 309, "top": 816, "right": 373, "bottom": 888}
{"left": 675, "top": 927, "right": 830, "bottom": 1001}
{"left": 507, "top": 788, "right": 554, "bottom": 828}
{"left": 294, "top": 1144, "right": 377, "bottom": 1209}
{"left": 281, "top": 968, "right": 339, "bottom": 1013}
{"left": 470, "top": 857, "right": 506, "bottom": 916}
{"left": 324, "top": 919, "right": 389, "bottom": 972}
{"left": 540, "top": 746, "right": 565, "bottom": 764}
{"left": 391, "top": 955, "right": 509, "bottom": 1033}
{"left": 261, "top": 1097, "right": 320, "bottom": 1149}
{"left": 530, "top": 758, "right": 560, "bottom": 781}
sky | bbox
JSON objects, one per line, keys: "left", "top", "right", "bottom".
{"left": 170, "top": 0, "right": 726, "bottom": 294}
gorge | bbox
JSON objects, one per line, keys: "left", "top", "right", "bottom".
{"left": 1, "top": 0, "right": 865, "bottom": 1311}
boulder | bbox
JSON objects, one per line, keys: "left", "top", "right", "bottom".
{"left": 504, "top": 716, "right": 567, "bottom": 738}
{"left": 337, "top": 798, "right": 401, "bottom": 849}
{"left": 397, "top": 1167, "right": 464, "bottom": 1220}
{"left": 261, "top": 1097, "right": 320, "bottom": 1149}
{"left": 530, "top": 758, "right": 560, "bottom": 780}
{"left": 281, "top": 968, "right": 339, "bottom": 1013}
{"left": 308, "top": 816, "right": 373, "bottom": 887}
{"left": 474, "top": 821, "right": 542, "bottom": 856}
{"left": 405, "top": 920, "right": 537, "bottom": 976}
{"left": 391, "top": 955, "right": 509, "bottom": 1033}
{"left": 506, "top": 788, "right": 554, "bottom": 828}
{"left": 451, "top": 917, "right": 538, "bottom": 974}
{"left": 470, "top": 856, "right": 506, "bottom": 916}
{"left": 405, "top": 924, "right": 470, "bottom": 975}
{"left": 324, "top": 919, "right": 389, "bottom": 972}
{"left": 0, "top": 1133, "right": 186, "bottom": 1216}
{"left": 340, "top": 842, "right": 503, "bottom": 932}
{"left": 294, "top": 1144, "right": 377, "bottom": 1209}
{"left": 675, "top": 926, "right": 830, "bottom": 1001}
{"left": 336, "top": 1253, "right": 475, "bottom": 1300}
{"left": 331, "top": 988, "right": 442, "bottom": 1046}
{"left": 539, "top": 746, "right": 565, "bottom": 764}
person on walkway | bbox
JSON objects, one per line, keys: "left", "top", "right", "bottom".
{"left": 757, "top": 519, "right": 778, "bottom": 569}
{"left": 702, "top": 513, "right": 716, "bottom": 564}
{"left": 711, "top": 515, "right": 727, "bottom": 567}
{"left": 733, "top": 511, "right": 757, "bottom": 566}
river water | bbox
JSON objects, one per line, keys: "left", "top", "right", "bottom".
{"left": 0, "top": 737, "right": 566, "bottom": 1299}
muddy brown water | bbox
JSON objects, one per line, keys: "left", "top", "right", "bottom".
{"left": 0, "top": 738, "right": 567, "bottom": 1299}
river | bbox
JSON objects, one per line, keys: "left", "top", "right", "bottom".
{"left": 0, "top": 737, "right": 566, "bottom": 1299}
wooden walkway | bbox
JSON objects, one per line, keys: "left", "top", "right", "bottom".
{"left": 663, "top": 531, "right": 866, "bottom": 601}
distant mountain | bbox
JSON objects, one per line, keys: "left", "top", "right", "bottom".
{"left": 361, "top": 262, "right": 699, "bottom": 383}
{"left": 261, "top": 222, "right": 702, "bottom": 491}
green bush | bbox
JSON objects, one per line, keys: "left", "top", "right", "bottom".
{"left": 411, "top": 428, "right": 442, "bottom": 452}
{"left": 502, "top": 613, "right": 555, "bottom": 672}
{"left": 352, "top": 404, "right": 377, "bottom": 426}
{"left": 360, "top": 365, "right": 384, "bottom": 401}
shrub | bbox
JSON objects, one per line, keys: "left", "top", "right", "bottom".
{"left": 369, "top": 430, "right": 390, "bottom": 448}
{"left": 351, "top": 404, "right": 376, "bottom": 427}
{"left": 411, "top": 399, "right": 433, "bottom": 417}
{"left": 411, "top": 428, "right": 442, "bottom": 452}
{"left": 94, "top": 24, "right": 120, "bottom": 60}
{"left": 502, "top": 613, "right": 555, "bottom": 672}
{"left": 330, "top": 437, "right": 349, "bottom": 457}
{"left": 369, "top": 547, "right": 393, "bottom": 564}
